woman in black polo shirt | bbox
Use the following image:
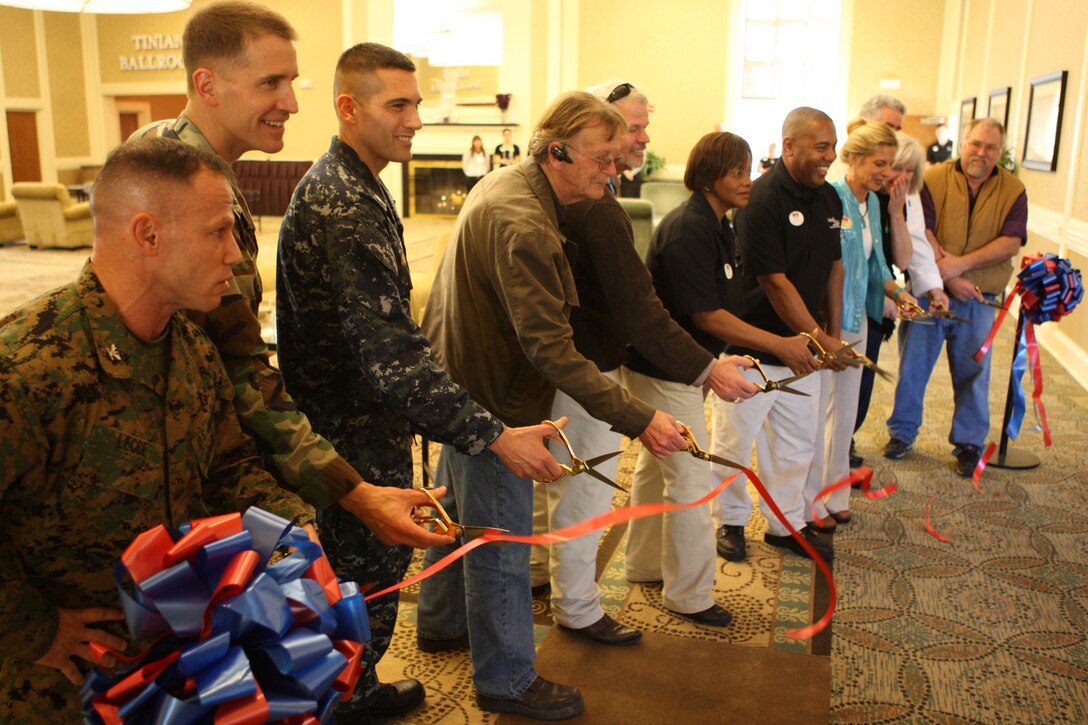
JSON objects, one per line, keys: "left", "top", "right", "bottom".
{"left": 625, "top": 132, "right": 810, "bottom": 626}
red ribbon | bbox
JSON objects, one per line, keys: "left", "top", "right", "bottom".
{"left": 369, "top": 461, "right": 871, "bottom": 640}
{"left": 1023, "top": 321, "right": 1052, "bottom": 446}
{"left": 810, "top": 465, "right": 897, "bottom": 527}
{"left": 974, "top": 285, "right": 1019, "bottom": 362}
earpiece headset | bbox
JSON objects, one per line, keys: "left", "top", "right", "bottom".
{"left": 550, "top": 144, "right": 573, "bottom": 164}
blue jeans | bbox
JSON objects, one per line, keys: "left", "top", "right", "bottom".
{"left": 416, "top": 446, "right": 537, "bottom": 698}
{"left": 886, "top": 294, "right": 995, "bottom": 449}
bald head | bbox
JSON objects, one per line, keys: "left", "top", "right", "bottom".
{"left": 782, "top": 107, "right": 834, "bottom": 141}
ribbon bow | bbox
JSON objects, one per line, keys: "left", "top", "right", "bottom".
{"left": 81, "top": 508, "right": 370, "bottom": 725}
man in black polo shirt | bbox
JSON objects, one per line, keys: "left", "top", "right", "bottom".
{"left": 710, "top": 107, "right": 846, "bottom": 563}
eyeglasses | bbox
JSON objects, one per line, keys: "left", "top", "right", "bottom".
{"left": 606, "top": 82, "right": 635, "bottom": 104}
{"left": 566, "top": 144, "right": 619, "bottom": 171}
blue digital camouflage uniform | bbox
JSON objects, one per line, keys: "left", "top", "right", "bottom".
{"left": 131, "top": 115, "right": 365, "bottom": 509}
{"left": 0, "top": 263, "right": 314, "bottom": 723}
{"left": 276, "top": 135, "right": 505, "bottom": 713}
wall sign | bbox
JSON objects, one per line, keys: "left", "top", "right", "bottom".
{"left": 120, "top": 34, "right": 183, "bottom": 71}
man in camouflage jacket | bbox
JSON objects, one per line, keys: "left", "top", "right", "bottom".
{"left": 0, "top": 139, "right": 315, "bottom": 722}
{"left": 276, "top": 43, "right": 561, "bottom": 721}
{"left": 131, "top": 1, "right": 449, "bottom": 549}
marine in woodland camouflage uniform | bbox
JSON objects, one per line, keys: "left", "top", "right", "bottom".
{"left": 132, "top": 113, "right": 362, "bottom": 510}
{"left": 0, "top": 138, "right": 314, "bottom": 722}
{"left": 276, "top": 132, "right": 505, "bottom": 709}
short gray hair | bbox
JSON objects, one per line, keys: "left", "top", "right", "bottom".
{"left": 893, "top": 132, "right": 925, "bottom": 194}
{"left": 859, "top": 95, "right": 906, "bottom": 120}
{"left": 585, "top": 78, "right": 650, "bottom": 107}
{"left": 963, "top": 117, "right": 1006, "bottom": 145}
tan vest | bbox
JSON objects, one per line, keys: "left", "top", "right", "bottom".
{"left": 925, "top": 161, "right": 1025, "bottom": 294}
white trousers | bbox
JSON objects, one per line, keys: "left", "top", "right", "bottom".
{"left": 804, "top": 325, "right": 866, "bottom": 519}
{"left": 623, "top": 369, "right": 716, "bottom": 614}
{"left": 531, "top": 370, "right": 622, "bottom": 628}
{"left": 710, "top": 364, "right": 821, "bottom": 537}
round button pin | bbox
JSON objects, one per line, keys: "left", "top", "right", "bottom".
{"left": 789, "top": 210, "right": 804, "bottom": 226}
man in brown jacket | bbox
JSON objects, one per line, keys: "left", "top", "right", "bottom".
{"left": 415, "top": 91, "right": 690, "bottom": 721}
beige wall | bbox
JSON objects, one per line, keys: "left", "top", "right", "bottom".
{"left": 0, "top": 8, "right": 41, "bottom": 99}
{"left": 948, "top": 0, "right": 1088, "bottom": 387}
{"left": 575, "top": 0, "right": 731, "bottom": 172}
{"left": 846, "top": 0, "right": 945, "bottom": 117}
{"left": 46, "top": 13, "right": 90, "bottom": 158}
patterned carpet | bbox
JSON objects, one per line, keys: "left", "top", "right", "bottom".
{"left": 379, "top": 316, "right": 1088, "bottom": 724}
{"left": 833, "top": 321, "right": 1088, "bottom": 723}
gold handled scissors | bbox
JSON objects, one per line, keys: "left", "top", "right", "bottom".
{"left": 678, "top": 423, "right": 747, "bottom": 471}
{"left": 972, "top": 285, "right": 1007, "bottom": 309}
{"left": 801, "top": 332, "right": 894, "bottom": 381}
{"left": 743, "top": 355, "right": 811, "bottom": 396}
{"left": 411, "top": 487, "right": 510, "bottom": 539}
{"left": 540, "top": 419, "right": 626, "bottom": 491}
{"left": 899, "top": 298, "right": 970, "bottom": 323}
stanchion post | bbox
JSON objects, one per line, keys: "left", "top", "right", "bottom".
{"left": 989, "top": 309, "right": 1041, "bottom": 469}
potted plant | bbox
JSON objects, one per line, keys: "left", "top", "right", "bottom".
{"left": 641, "top": 150, "right": 665, "bottom": 179}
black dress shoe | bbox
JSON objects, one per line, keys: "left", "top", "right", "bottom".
{"left": 417, "top": 632, "right": 469, "bottom": 653}
{"left": 830, "top": 510, "right": 852, "bottom": 525}
{"left": 716, "top": 524, "right": 747, "bottom": 562}
{"left": 668, "top": 603, "right": 733, "bottom": 627}
{"left": 954, "top": 444, "right": 982, "bottom": 478}
{"left": 808, "top": 518, "right": 837, "bottom": 534}
{"left": 531, "top": 581, "right": 552, "bottom": 598}
{"left": 476, "top": 675, "right": 584, "bottom": 720}
{"left": 883, "top": 437, "right": 912, "bottom": 460}
{"left": 559, "top": 613, "right": 642, "bottom": 645}
{"left": 849, "top": 439, "right": 864, "bottom": 469}
{"left": 369, "top": 679, "right": 425, "bottom": 718}
{"left": 764, "top": 526, "right": 834, "bottom": 562}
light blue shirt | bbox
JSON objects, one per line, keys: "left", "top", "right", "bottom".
{"left": 831, "top": 178, "right": 892, "bottom": 334}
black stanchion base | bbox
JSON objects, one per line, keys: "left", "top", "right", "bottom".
{"left": 987, "top": 447, "right": 1041, "bottom": 470}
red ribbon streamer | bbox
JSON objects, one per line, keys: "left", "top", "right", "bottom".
{"left": 924, "top": 495, "right": 951, "bottom": 542}
{"left": 1023, "top": 322, "right": 1052, "bottom": 446}
{"left": 974, "top": 285, "right": 1019, "bottom": 362}
{"left": 810, "top": 465, "right": 898, "bottom": 527}
{"left": 370, "top": 462, "right": 853, "bottom": 640}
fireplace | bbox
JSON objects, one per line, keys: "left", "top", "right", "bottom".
{"left": 403, "top": 154, "right": 470, "bottom": 217}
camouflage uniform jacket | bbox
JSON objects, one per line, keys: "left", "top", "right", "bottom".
{"left": 276, "top": 136, "right": 504, "bottom": 487}
{"left": 0, "top": 263, "right": 313, "bottom": 721}
{"left": 132, "top": 114, "right": 363, "bottom": 508}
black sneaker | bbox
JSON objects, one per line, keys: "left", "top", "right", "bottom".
{"left": 763, "top": 526, "right": 834, "bottom": 562}
{"left": 716, "top": 525, "right": 747, "bottom": 562}
{"left": 849, "top": 439, "right": 864, "bottom": 469}
{"left": 953, "top": 444, "right": 982, "bottom": 478}
{"left": 883, "top": 437, "right": 912, "bottom": 460}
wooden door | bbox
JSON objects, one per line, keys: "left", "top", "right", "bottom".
{"left": 119, "top": 112, "right": 141, "bottom": 142}
{"left": 6, "top": 111, "right": 41, "bottom": 182}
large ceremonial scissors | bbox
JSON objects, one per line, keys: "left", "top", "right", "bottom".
{"left": 540, "top": 419, "right": 626, "bottom": 491}
{"left": 801, "top": 331, "right": 894, "bottom": 381}
{"left": 678, "top": 423, "right": 748, "bottom": 471}
{"left": 898, "top": 298, "right": 970, "bottom": 323}
{"left": 411, "top": 487, "right": 510, "bottom": 540}
{"left": 743, "top": 355, "right": 811, "bottom": 396}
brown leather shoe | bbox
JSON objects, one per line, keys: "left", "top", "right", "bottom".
{"left": 476, "top": 675, "right": 585, "bottom": 720}
{"left": 559, "top": 613, "right": 642, "bottom": 646}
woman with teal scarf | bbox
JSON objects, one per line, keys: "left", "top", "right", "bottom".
{"left": 805, "top": 121, "right": 918, "bottom": 527}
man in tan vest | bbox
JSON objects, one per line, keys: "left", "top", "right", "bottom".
{"left": 884, "top": 118, "right": 1027, "bottom": 476}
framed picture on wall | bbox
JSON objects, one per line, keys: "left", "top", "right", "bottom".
{"left": 1022, "top": 71, "right": 1068, "bottom": 172}
{"left": 987, "top": 86, "right": 1011, "bottom": 128}
{"left": 958, "top": 97, "right": 976, "bottom": 150}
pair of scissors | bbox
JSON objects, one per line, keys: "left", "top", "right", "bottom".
{"left": 411, "top": 487, "right": 509, "bottom": 540}
{"left": 540, "top": 419, "right": 626, "bottom": 491}
{"left": 801, "top": 332, "right": 894, "bottom": 381}
{"left": 973, "top": 285, "right": 1008, "bottom": 309}
{"left": 678, "top": 423, "right": 747, "bottom": 471}
{"left": 899, "top": 298, "right": 970, "bottom": 323}
{"left": 743, "top": 355, "right": 811, "bottom": 396}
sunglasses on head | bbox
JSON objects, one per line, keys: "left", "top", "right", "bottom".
{"left": 606, "top": 82, "right": 635, "bottom": 104}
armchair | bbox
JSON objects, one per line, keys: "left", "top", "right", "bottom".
{"left": 11, "top": 182, "right": 93, "bottom": 249}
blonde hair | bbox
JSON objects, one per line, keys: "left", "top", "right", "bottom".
{"left": 528, "top": 92, "right": 627, "bottom": 162}
{"left": 840, "top": 120, "right": 898, "bottom": 165}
